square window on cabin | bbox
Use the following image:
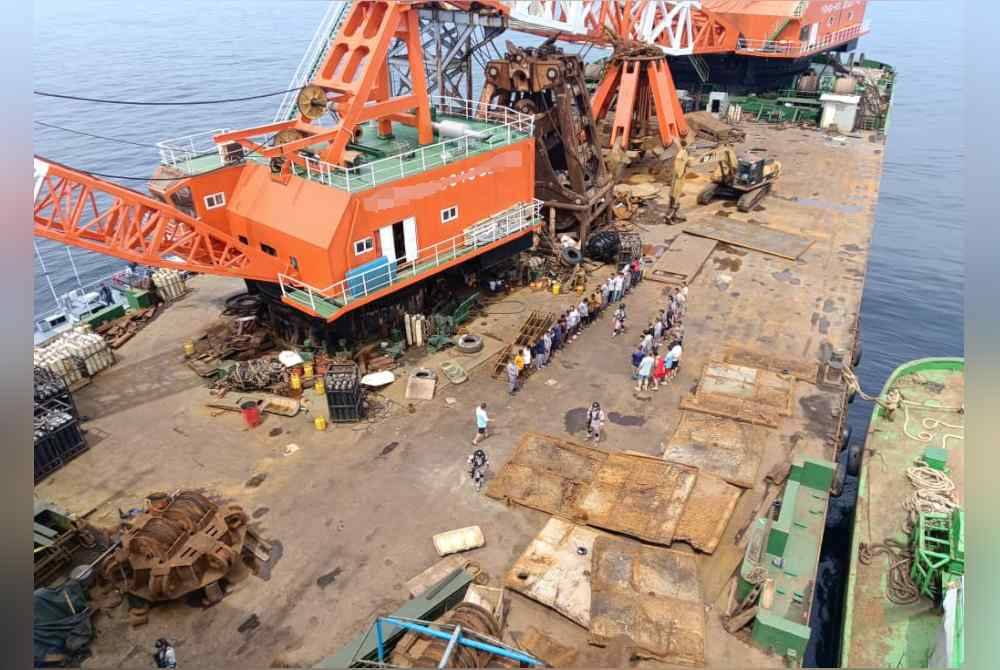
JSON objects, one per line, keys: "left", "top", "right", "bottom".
{"left": 441, "top": 206, "right": 458, "bottom": 224}
{"left": 238, "top": 235, "right": 248, "bottom": 245}
{"left": 204, "top": 192, "right": 226, "bottom": 210}
{"left": 354, "top": 237, "right": 374, "bottom": 255}
{"left": 261, "top": 243, "right": 277, "bottom": 257}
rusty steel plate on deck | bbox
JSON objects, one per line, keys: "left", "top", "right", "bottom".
{"left": 662, "top": 412, "right": 764, "bottom": 488}
{"left": 685, "top": 217, "right": 815, "bottom": 260}
{"left": 723, "top": 346, "right": 821, "bottom": 383}
{"left": 487, "top": 433, "right": 697, "bottom": 545}
{"left": 646, "top": 233, "right": 717, "bottom": 285}
{"left": 504, "top": 518, "right": 600, "bottom": 627}
{"left": 674, "top": 473, "right": 742, "bottom": 553}
{"left": 590, "top": 536, "right": 705, "bottom": 665}
{"left": 680, "top": 361, "right": 795, "bottom": 427}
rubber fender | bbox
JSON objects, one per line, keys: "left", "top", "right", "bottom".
{"left": 584, "top": 230, "right": 621, "bottom": 262}
{"left": 561, "top": 246, "right": 583, "bottom": 265}
{"left": 456, "top": 334, "right": 484, "bottom": 354}
{"left": 830, "top": 461, "right": 847, "bottom": 497}
{"left": 852, "top": 343, "right": 862, "bottom": 368}
{"left": 840, "top": 424, "right": 853, "bottom": 449}
{"left": 847, "top": 442, "right": 863, "bottom": 477}
{"left": 847, "top": 387, "right": 857, "bottom": 404}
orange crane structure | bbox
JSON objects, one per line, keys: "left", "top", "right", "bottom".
{"left": 34, "top": 0, "right": 870, "bottom": 341}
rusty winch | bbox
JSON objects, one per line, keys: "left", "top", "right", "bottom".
{"left": 101, "top": 490, "right": 266, "bottom": 605}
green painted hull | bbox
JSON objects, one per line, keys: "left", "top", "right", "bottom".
{"left": 840, "top": 358, "right": 965, "bottom": 668}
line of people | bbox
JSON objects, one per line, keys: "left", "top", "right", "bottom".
{"left": 632, "top": 284, "right": 687, "bottom": 392}
{"left": 505, "top": 259, "right": 646, "bottom": 395}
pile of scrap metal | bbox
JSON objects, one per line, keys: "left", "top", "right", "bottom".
{"left": 93, "top": 304, "right": 160, "bottom": 349}
{"left": 321, "top": 560, "right": 542, "bottom": 669}
{"left": 211, "top": 356, "right": 289, "bottom": 392}
{"left": 685, "top": 110, "right": 746, "bottom": 144}
{"left": 480, "top": 39, "right": 612, "bottom": 249}
{"left": 99, "top": 490, "right": 270, "bottom": 626}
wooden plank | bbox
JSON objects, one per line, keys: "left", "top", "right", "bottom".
{"left": 646, "top": 233, "right": 717, "bottom": 284}
{"left": 684, "top": 217, "right": 815, "bottom": 260}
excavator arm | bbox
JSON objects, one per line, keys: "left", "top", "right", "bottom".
{"left": 33, "top": 157, "right": 285, "bottom": 281}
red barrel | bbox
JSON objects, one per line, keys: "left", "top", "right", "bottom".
{"left": 240, "top": 401, "right": 261, "bottom": 428}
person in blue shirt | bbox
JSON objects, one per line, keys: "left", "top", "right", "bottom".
{"left": 631, "top": 345, "right": 644, "bottom": 379}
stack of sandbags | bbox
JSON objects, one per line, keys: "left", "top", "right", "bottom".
{"left": 152, "top": 269, "right": 187, "bottom": 301}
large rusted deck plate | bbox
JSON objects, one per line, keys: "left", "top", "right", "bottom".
{"left": 674, "top": 473, "right": 742, "bottom": 553}
{"left": 662, "top": 412, "right": 764, "bottom": 488}
{"left": 487, "top": 433, "right": 696, "bottom": 545}
{"left": 685, "top": 217, "right": 815, "bottom": 260}
{"left": 504, "top": 518, "right": 600, "bottom": 628}
{"left": 590, "top": 536, "right": 705, "bottom": 666}
{"left": 646, "top": 233, "right": 717, "bottom": 284}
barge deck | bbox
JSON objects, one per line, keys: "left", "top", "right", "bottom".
{"left": 35, "top": 121, "right": 887, "bottom": 667}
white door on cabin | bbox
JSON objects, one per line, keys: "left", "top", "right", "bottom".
{"left": 808, "top": 23, "right": 818, "bottom": 46}
{"left": 379, "top": 225, "right": 397, "bottom": 264}
{"left": 402, "top": 217, "right": 418, "bottom": 263}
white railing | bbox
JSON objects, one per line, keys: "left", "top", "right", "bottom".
{"left": 273, "top": 1, "right": 349, "bottom": 123}
{"left": 157, "top": 97, "right": 533, "bottom": 190}
{"left": 737, "top": 21, "right": 870, "bottom": 57}
{"left": 255, "top": 96, "right": 534, "bottom": 192}
{"left": 156, "top": 129, "right": 228, "bottom": 174}
{"left": 278, "top": 200, "right": 542, "bottom": 314}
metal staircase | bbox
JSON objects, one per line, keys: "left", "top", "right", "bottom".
{"left": 273, "top": 1, "right": 350, "bottom": 123}
{"left": 688, "top": 54, "right": 710, "bottom": 83}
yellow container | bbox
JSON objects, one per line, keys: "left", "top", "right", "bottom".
{"left": 290, "top": 372, "right": 302, "bottom": 392}
{"left": 314, "top": 415, "right": 327, "bottom": 431}
{"left": 183, "top": 340, "right": 195, "bottom": 357}
{"left": 551, "top": 281, "right": 561, "bottom": 296}
{"left": 314, "top": 377, "right": 326, "bottom": 395}
{"left": 303, "top": 362, "right": 314, "bottom": 378}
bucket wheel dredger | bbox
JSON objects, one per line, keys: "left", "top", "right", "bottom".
{"left": 33, "top": 1, "right": 541, "bottom": 336}
{"left": 504, "top": 0, "right": 738, "bottom": 152}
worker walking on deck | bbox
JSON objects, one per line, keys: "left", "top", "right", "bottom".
{"left": 473, "top": 402, "right": 491, "bottom": 445}
{"left": 468, "top": 448, "right": 490, "bottom": 492}
{"left": 587, "top": 402, "right": 607, "bottom": 442}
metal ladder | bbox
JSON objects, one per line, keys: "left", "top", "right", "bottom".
{"left": 688, "top": 55, "right": 710, "bottom": 83}
{"left": 273, "top": 1, "right": 350, "bottom": 123}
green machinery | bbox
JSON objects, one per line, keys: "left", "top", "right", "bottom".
{"left": 427, "top": 292, "right": 479, "bottom": 352}
{"left": 911, "top": 508, "right": 965, "bottom": 600}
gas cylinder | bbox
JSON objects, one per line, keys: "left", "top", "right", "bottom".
{"left": 290, "top": 372, "right": 302, "bottom": 392}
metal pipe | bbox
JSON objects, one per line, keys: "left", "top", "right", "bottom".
{"left": 381, "top": 617, "right": 542, "bottom": 666}
{"left": 437, "top": 624, "right": 462, "bottom": 668}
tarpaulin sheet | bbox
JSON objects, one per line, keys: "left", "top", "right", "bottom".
{"left": 33, "top": 580, "right": 92, "bottom": 663}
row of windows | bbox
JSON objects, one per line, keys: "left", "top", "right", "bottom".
{"left": 352, "top": 206, "right": 461, "bottom": 257}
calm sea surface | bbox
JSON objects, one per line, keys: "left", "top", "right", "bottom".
{"left": 33, "top": 1, "right": 963, "bottom": 664}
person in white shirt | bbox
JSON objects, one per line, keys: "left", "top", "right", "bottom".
{"left": 612, "top": 274, "right": 624, "bottom": 302}
{"left": 473, "top": 402, "right": 490, "bottom": 445}
{"left": 569, "top": 307, "right": 580, "bottom": 339}
{"left": 587, "top": 402, "right": 607, "bottom": 442}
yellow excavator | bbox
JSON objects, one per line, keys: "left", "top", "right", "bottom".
{"left": 697, "top": 144, "right": 781, "bottom": 212}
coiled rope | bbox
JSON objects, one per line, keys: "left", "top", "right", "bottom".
{"left": 858, "top": 538, "right": 919, "bottom": 605}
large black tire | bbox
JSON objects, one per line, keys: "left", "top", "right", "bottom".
{"left": 697, "top": 183, "right": 718, "bottom": 205}
{"left": 852, "top": 343, "right": 863, "bottom": 368}
{"left": 830, "top": 462, "right": 847, "bottom": 497}
{"left": 840, "top": 424, "right": 853, "bottom": 450}
{"left": 847, "top": 442, "right": 863, "bottom": 477}
{"left": 456, "top": 334, "right": 483, "bottom": 354}
{"left": 561, "top": 246, "right": 583, "bottom": 265}
{"left": 584, "top": 230, "right": 621, "bottom": 262}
